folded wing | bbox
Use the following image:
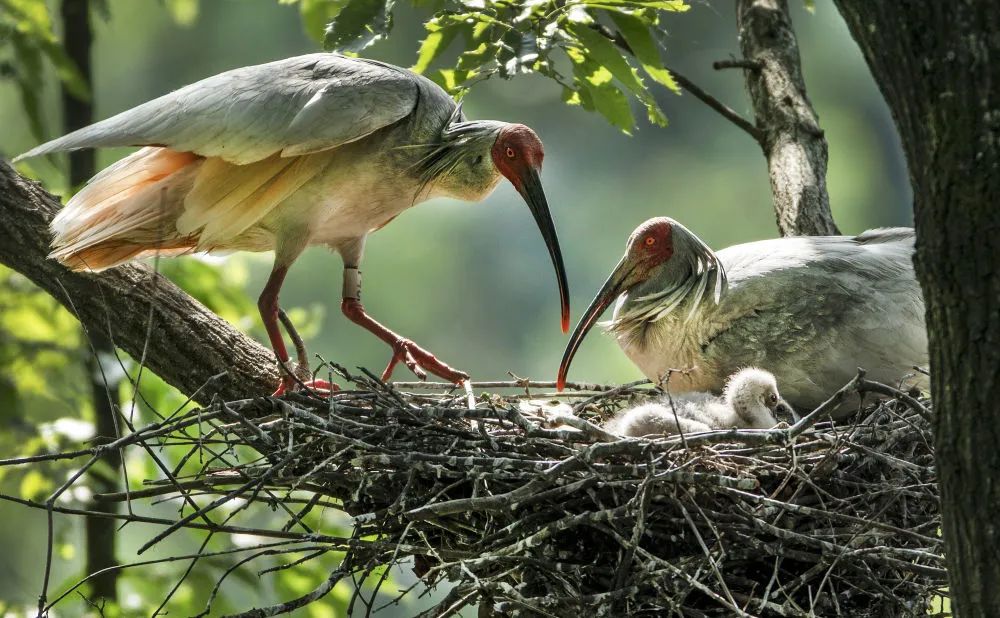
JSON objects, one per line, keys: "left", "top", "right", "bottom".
{"left": 15, "top": 54, "right": 418, "bottom": 165}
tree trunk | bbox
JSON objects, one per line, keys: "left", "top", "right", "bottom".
{"left": 0, "top": 161, "right": 279, "bottom": 403}
{"left": 736, "top": 0, "right": 840, "bottom": 237}
{"left": 60, "top": 0, "right": 120, "bottom": 601}
{"left": 834, "top": 2, "right": 1000, "bottom": 615}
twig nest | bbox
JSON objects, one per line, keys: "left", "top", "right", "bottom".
{"left": 58, "top": 367, "right": 944, "bottom": 616}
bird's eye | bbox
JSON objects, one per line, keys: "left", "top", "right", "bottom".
{"left": 472, "top": 154, "right": 483, "bottom": 165}
{"left": 645, "top": 237, "right": 656, "bottom": 247}
{"left": 505, "top": 146, "right": 515, "bottom": 159}
{"left": 768, "top": 393, "right": 778, "bottom": 404}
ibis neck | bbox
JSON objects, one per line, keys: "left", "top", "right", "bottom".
{"left": 411, "top": 117, "right": 506, "bottom": 202}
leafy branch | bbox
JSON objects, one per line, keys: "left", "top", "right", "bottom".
{"left": 291, "top": 0, "right": 696, "bottom": 134}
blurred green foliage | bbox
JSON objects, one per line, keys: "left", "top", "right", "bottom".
{"left": 0, "top": 0, "right": 913, "bottom": 615}
{"left": 0, "top": 0, "right": 89, "bottom": 140}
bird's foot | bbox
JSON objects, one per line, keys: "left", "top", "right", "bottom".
{"left": 272, "top": 361, "right": 340, "bottom": 397}
{"left": 382, "top": 338, "right": 469, "bottom": 384}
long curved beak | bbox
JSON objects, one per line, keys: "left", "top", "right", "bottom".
{"left": 557, "top": 254, "right": 640, "bottom": 391}
{"left": 516, "top": 167, "right": 570, "bottom": 333}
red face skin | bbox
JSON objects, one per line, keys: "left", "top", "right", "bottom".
{"left": 491, "top": 124, "right": 545, "bottom": 189}
{"left": 627, "top": 217, "right": 674, "bottom": 276}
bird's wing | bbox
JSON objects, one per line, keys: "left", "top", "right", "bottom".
{"left": 704, "top": 232, "right": 927, "bottom": 409}
{"left": 15, "top": 54, "right": 420, "bottom": 165}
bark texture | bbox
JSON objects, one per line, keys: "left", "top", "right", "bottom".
{"left": 834, "top": 2, "right": 1000, "bottom": 615}
{"left": 736, "top": 0, "right": 840, "bottom": 236}
{"left": 0, "top": 161, "right": 279, "bottom": 403}
{"left": 60, "top": 0, "right": 120, "bottom": 602}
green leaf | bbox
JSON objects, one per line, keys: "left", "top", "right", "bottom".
{"left": 456, "top": 41, "right": 492, "bottom": 72}
{"left": 323, "top": 0, "right": 395, "bottom": 53}
{"left": 567, "top": 23, "right": 646, "bottom": 95}
{"left": 608, "top": 11, "right": 679, "bottom": 93}
{"left": 429, "top": 68, "right": 476, "bottom": 94}
{"left": 568, "top": 49, "right": 633, "bottom": 133}
{"left": 584, "top": 0, "right": 689, "bottom": 11}
{"left": 412, "top": 17, "right": 466, "bottom": 74}
{"left": 566, "top": 24, "right": 665, "bottom": 129}
{"left": 590, "top": 80, "right": 634, "bottom": 134}
{"left": 413, "top": 29, "right": 447, "bottom": 74}
{"left": 299, "top": 0, "right": 342, "bottom": 44}
{"left": 561, "top": 86, "right": 582, "bottom": 106}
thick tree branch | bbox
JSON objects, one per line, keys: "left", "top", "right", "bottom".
{"left": 833, "top": 2, "right": 1000, "bottom": 615}
{"left": 736, "top": 0, "right": 839, "bottom": 236}
{"left": 0, "top": 161, "right": 278, "bottom": 403}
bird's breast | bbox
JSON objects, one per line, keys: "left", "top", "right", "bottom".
{"left": 285, "top": 149, "right": 426, "bottom": 245}
{"left": 615, "top": 314, "right": 723, "bottom": 394}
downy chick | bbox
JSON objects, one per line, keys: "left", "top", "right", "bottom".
{"left": 607, "top": 368, "right": 792, "bottom": 438}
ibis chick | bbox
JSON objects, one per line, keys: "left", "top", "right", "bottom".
{"left": 15, "top": 54, "right": 570, "bottom": 394}
{"left": 607, "top": 367, "right": 790, "bottom": 437}
{"left": 558, "top": 217, "right": 927, "bottom": 413}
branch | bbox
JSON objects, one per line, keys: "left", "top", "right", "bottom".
{"left": 0, "top": 160, "right": 278, "bottom": 403}
{"left": 665, "top": 66, "right": 765, "bottom": 144}
{"left": 736, "top": 0, "right": 840, "bottom": 236}
{"left": 595, "top": 23, "right": 764, "bottom": 144}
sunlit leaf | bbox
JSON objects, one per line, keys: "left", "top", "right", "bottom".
{"left": 568, "top": 48, "right": 634, "bottom": 133}
{"left": 323, "top": 0, "right": 395, "bottom": 53}
{"left": 608, "top": 11, "right": 679, "bottom": 92}
{"left": 567, "top": 23, "right": 664, "bottom": 130}
{"left": 298, "top": 0, "right": 341, "bottom": 44}
{"left": 568, "top": 22, "right": 646, "bottom": 96}
{"left": 412, "top": 16, "right": 467, "bottom": 74}
{"left": 584, "top": 0, "right": 689, "bottom": 11}
{"left": 430, "top": 67, "right": 475, "bottom": 94}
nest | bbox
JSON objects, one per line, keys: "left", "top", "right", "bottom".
{"left": 14, "top": 366, "right": 946, "bottom": 617}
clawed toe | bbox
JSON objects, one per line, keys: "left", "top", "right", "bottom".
{"left": 272, "top": 363, "right": 340, "bottom": 397}
{"left": 382, "top": 339, "right": 468, "bottom": 384}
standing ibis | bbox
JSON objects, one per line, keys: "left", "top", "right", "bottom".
{"left": 15, "top": 53, "right": 570, "bottom": 394}
{"left": 557, "top": 217, "right": 927, "bottom": 412}
{"left": 607, "top": 367, "right": 790, "bottom": 437}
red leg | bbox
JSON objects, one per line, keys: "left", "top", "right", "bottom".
{"left": 275, "top": 309, "right": 337, "bottom": 396}
{"left": 258, "top": 266, "right": 291, "bottom": 366}
{"left": 259, "top": 266, "right": 337, "bottom": 396}
{"left": 342, "top": 298, "right": 469, "bottom": 384}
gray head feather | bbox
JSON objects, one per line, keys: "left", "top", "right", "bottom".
{"left": 407, "top": 105, "right": 505, "bottom": 196}
{"left": 609, "top": 220, "right": 728, "bottom": 340}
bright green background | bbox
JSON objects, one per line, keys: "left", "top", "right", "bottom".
{"left": 0, "top": 0, "right": 911, "bottom": 615}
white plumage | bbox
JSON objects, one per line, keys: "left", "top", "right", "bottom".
{"left": 559, "top": 218, "right": 928, "bottom": 413}
{"left": 607, "top": 367, "right": 790, "bottom": 437}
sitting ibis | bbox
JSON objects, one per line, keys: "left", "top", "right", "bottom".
{"left": 15, "top": 53, "right": 570, "bottom": 394}
{"left": 557, "top": 217, "right": 927, "bottom": 412}
{"left": 607, "top": 367, "right": 790, "bottom": 437}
